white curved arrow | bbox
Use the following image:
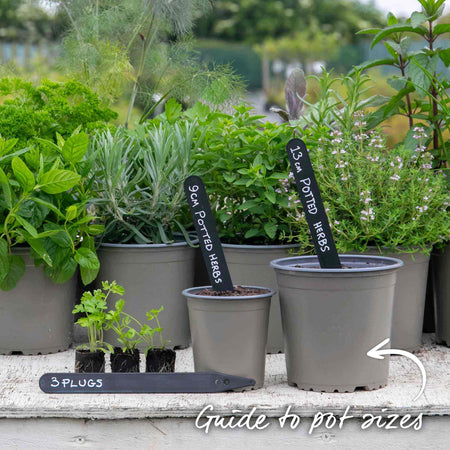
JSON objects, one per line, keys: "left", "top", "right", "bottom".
{"left": 367, "top": 338, "right": 426, "bottom": 401}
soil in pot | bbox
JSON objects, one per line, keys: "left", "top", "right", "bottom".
{"left": 110, "top": 348, "right": 140, "bottom": 373}
{"left": 195, "top": 286, "right": 270, "bottom": 296}
{"left": 145, "top": 348, "right": 176, "bottom": 373}
{"left": 75, "top": 350, "right": 105, "bottom": 373}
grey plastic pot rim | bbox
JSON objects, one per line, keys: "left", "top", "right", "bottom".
{"left": 182, "top": 285, "right": 275, "bottom": 300}
{"left": 100, "top": 240, "right": 198, "bottom": 249}
{"left": 270, "top": 254, "right": 404, "bottom": 274}
{"left": 222, "top": 243, "right": 301, "bottom": 250}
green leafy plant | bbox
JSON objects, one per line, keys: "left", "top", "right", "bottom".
{"left": 356, "top": 0, "right": 450, "bottom": 168}
{"left": 138, "top": 306, "right": 169, "bottom": 353}
{"left": 72, "top": 281, "right": 120, "bottom": 353}
{"left": 0, "top": 131, "right": 103, "bottom": 291}
{"left": 0, "top": 78, "right": 117, "bottom": 147}
{"left": 286, "top": 114, "right": 450, "bottom": 253}
{"left": 190, "top": 102, "right": 297, "bottom": 244}
{"left": 105, "top": 297, "right": 141, "bottom": 354}
{"left": 89, "top": 102, "right": 202, "bottom": 244}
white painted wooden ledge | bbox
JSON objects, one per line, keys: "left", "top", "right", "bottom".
{"left": 0, "top": 334, "right": 449, "bottom": 420}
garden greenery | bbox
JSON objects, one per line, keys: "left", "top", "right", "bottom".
{"left": 0, "top": 78, "right": 117, "bottom": 147}
{"left": 0, "top": 131, "right": 103, "bottom": 291}
{"left": 191, "top": 103, "right": 297, "bottom": 244}
{"left": 89, "top": 100, "right": 201, "bottom": 244}
{"left": 287, "top": 114, "right": 450, "bottom": 253}
{"left": 357, "top": 0, "right": 450, "bottom": 171}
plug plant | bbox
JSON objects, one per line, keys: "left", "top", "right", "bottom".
{"left": 139, "top": 306, "right": 169, "bottom": 353}
{"left": 72, "top": 281, "right": 121, "bottom": 353}
{"left": 0, "top": 131, "right": 103, "bottom": 291}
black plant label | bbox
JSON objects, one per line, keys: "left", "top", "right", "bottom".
{"left": 184, "top": 175, "right": 234, "bottom": 291}
{"left": 286, "top": 138, "right": 341, "bottom": 268}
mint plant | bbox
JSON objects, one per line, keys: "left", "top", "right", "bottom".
{"left": 0, "top": 131, "right": 104, "bottom": 291}
{"left": 72, "top": 281, "right": 121, "bottom": 353}
{"left": 356, "top": 0, "right": 450, "bottom": 169}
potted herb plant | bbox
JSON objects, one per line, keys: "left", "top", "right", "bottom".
{"left": 0, "top": 132, "right": 103, "bottom": 355}
{"left": 105, "top": 286, "right": 141, "bottom": 373}
{"left": 189, "top": 99, "right": 301, "bottom": 353}
{"left": 72, "top": 282, "right": 116, "bottom": 373}
{"left": 89, "top": 104, "right": 200, "bottom": 349}
{"left": 286, "top": 74, "right": 450, "bottom": 351}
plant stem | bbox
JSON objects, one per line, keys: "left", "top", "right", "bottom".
{"left": 125, "top": 12, "right": 156, "bottom": 128}
{"left": 398, "top": 55, "right": 414, "bottom": 129}
{"left": 428, "top": 20, "right": 440, "bottom": 153}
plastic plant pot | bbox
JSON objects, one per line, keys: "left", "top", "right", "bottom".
{"left": 97, "top": 242, "right": 196, "bottom": 350}
{"left": 183, "top": 285, "right": 274, "bottom": 390}
{"left": 271, "top": 255, "right": 403, "bottom": 393}
{"left": 433, "top": 244, "right": 450, "bottom": 345}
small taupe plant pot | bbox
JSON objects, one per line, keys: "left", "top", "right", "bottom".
{"left": 433, "top": 244, "right": 450, "bottom": 345}
{"left": 271, "top": 255, "right": 403, "bottom": 393}
{"left": 97, "top": 242, "right": 196, "bottom": 350}
{"left": 222, "top": 243, "right": 300, "bottom": 354}
{"left": 183, "top": 286, "right": 273, "bottom": 390}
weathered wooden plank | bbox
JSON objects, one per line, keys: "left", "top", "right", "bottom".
{"left": 0, "top": 335, "right": 449, "bottom": 419}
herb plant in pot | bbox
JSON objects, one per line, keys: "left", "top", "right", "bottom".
{"left": 183, "top": 176, "right": 274, "bottom": 390}
{"left": 192, "top": 100, "right": 301, "bottom": 353}
{"left": 270, "top": 138, "right": 405, "bottom": 392}
{"left": 89, "top": 112, "right": 200, "bottom": 349}
{"left": 0, "top": 133, "right": 103, "bottom": 354}
{"left": 72, "top": 282, "right": 115, "bottom": 373}
{"left": 288, "top": 72, "right": 450, "bottom": 351}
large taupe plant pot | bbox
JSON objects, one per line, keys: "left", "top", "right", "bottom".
{"left": 361, "top": 248, "right": 430, "bottom": 351}
{"left": 97, "top": 242, "right": 196, "bottom": 350}
{"left": 432, "top": 244, "right": 450, "bottom": 345}
{"left": 183, "top": 285, "right": 273, "bottom": 390}
{"left": 0, "top": 248, "right": 76, "bottom": 355}
{"left": 271, "top": 255, "right": 403, "bottom": 393}
{"left": 221, "top": 243, "right": 299, "bottom": 354}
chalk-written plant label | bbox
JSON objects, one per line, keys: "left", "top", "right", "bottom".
{"left": 184, "top": 175, "right": 234, "bottom": 291}
{"left": 286, "top": 138, "right": 341, "bottom": 268}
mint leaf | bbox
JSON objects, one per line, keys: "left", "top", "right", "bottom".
{"left": 12, "top": 156, "right": 35, "bottom": 192}
{"left": 74, "top": 248, "right": 100, "bottom": 270}
{"left": 0, "top": 255, "right": 25, "bottom": 291}
{"left": 38, "top": 169, "right": 81, "bottom": 194}
{"left": 61, "top": 132, "right": 89, "bottom": 163}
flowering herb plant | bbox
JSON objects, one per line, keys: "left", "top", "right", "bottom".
{"left": 284, "top": 115, "right": 450, "bottom": 254}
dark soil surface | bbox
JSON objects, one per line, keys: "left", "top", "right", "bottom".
{"left": 195, "top": 286, "right": 270, "bottom": 296}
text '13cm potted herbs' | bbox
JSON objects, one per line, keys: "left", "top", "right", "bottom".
{"left": 182, "top": 176, "right": 274, "bottom": 390}
{"left": 270, "top": 139, "right": 404, "bottom": 392}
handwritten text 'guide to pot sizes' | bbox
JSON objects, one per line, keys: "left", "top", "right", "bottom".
{"left": 286, "top": 138, "right": 341, "bottom": 268}
{"left": 195, "top": 405, "right": 423, "bottom": 434}
{"left": 184, "top": 175, "right": 233, "bottom": 291}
